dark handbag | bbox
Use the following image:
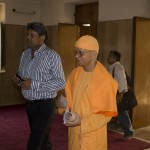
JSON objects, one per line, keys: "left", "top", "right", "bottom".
{"left": 117, "top": 89, "right": 137, "bottom": 111}
{"left": 112, "top": 66, "right": 138, "bottom": 111}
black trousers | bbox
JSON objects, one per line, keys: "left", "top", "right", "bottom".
{"left": 26, "top": 98, "right": 56, "bottom": 150}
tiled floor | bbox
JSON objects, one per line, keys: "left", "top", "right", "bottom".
{"left": 134, "top": 125, "right": 150, "bottom": 142}
{"left": 108, "top": 121, "right": 150, "bottom": 143}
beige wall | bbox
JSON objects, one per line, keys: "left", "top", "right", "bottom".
{"left": 99, "top": 0, "right": 150, "bottom": 21}
{"left": 41, "top": 0, "right": 150, "bottom": 25}
{"left": 0, "top": 0, "right": 40, "bottom": 25}
{"left": 0, "top": 0, "right": 150, "bottom": 25}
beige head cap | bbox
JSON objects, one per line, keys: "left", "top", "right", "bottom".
{"left": 75, "top": 35, "right": 99, "bottom": 53}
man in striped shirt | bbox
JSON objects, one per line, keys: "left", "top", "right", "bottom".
{"left": 12, "top": 22, "right": 65, "bottom": 150}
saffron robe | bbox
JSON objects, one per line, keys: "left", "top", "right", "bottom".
{"left": 65, "top": 61, "right": 118, "bottom": 150}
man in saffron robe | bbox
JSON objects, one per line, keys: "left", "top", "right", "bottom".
{"left": 64, "top": 35, "right": 118, "bottom": 150}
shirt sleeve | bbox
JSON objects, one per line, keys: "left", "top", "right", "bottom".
{"left": 81, "top": 113, "right": 111, "bottom": 134}
{"left": 31, "top": 52, "right": 66, "bottom": 92}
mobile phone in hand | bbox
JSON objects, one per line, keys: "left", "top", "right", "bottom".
{"left": 15, "top": 74, "right": 24, "bottom": 81}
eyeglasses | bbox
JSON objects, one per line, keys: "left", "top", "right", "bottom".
{"left": 74, "top": 48, "right": 91, "bottom": 57}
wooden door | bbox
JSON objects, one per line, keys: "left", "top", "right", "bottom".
{"left": 75, "top": 2, "right": 98, "bottom": 37}
{"left": 58, "top": 23, "right": 80, "bottom": 80}
{"left": 132, "top": 17, "right": 150, "bottom": 128}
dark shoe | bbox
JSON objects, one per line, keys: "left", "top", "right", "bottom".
{"left": 123, "top": 135, "right": 134, "bottom": 141}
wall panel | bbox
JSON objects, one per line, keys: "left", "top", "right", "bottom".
{"left": 97, "top": 20, "right": 133, "bottom": 76}
{"left": 47, "top": 26, "right": 58, "bottom": 52}
{"left": 0, "top": 24, "right": 25, "bottom": 106}
{"left": 132, "top": 17, "right": 150, "bottom": 128}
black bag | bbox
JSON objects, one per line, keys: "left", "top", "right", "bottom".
{"left": 117, "top": 89, "right": 137, "bottom": 111}
{"left": 112, "top": 67, "right": 138, "bottom": 111}
{"left": 125, "top": 71, "right": 132, "bottom": 88}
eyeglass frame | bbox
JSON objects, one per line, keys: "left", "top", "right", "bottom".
{"left": 74, "top": 48, "right": 93, "bottom": 57}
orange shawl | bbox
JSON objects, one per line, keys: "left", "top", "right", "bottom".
{"left": 65, "top": 61, "right": 118, "bottom": 117}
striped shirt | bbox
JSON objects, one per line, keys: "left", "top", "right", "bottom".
{"left": 18, "top": 44, "right": 66, "bottom": 100}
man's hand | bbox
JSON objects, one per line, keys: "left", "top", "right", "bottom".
{"left": 56, "top": 95, "right": 67, "bottom": 108}
{"left": 117, "top": 92, "right": 123, "bottom": 103}
{"left": 65, "top": 112, "right": 81, "bottom": 127}
{"left": 11, "top": 75, "right": 21, "bottom": 86}
{"left": 19, "top": 78, "right": 31, "bottom": 90}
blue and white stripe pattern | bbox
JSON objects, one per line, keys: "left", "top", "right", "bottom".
{"left": 18, "top": 44, "right": 66, "bottom": 100}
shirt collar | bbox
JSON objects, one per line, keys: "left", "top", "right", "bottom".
{"left": 109, "top": 61, "right": 120, "bottom": 69}
{"left": 35, "top": 44, "right": 47, "bottom": 54}
{"left": 29, "top": 44, "right": 47, "bottom": 54}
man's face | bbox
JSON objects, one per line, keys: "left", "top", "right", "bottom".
{"left": 27, "top": 29, "right": 45, "bottom": 50}
{"left": 74, "top": 47, "right": 95, "bottom": 67}
{"left": 107, "top": 53, "right": 116, "bottom": 65}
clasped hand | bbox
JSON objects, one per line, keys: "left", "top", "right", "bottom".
{"left": 65, "top": 112, "right": 81, "bottom": 127}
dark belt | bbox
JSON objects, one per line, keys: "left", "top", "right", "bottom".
{"left": 27, "top": 98, "right": 53, "bottom": 103}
